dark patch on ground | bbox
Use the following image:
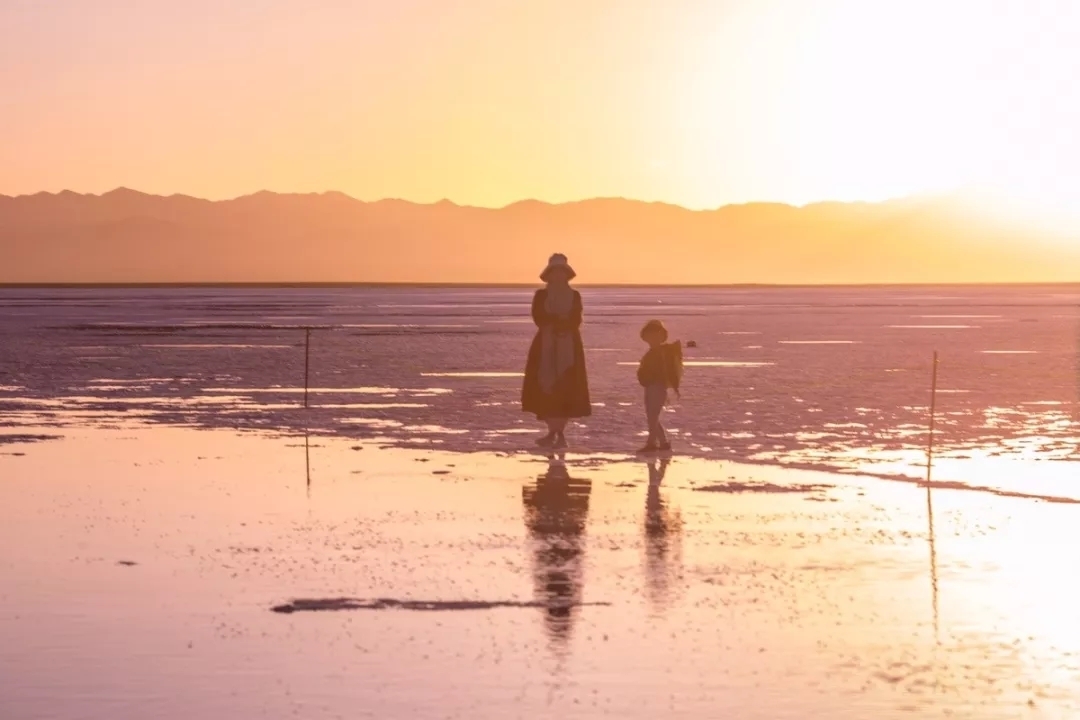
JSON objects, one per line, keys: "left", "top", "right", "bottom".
{"left": 0, "top": 433, "right": 60, "bottom": 446}
{"left": 694, "top": 481, "right": 834, "bottom": 495}
{"left": 271, "top": 597, "right": 613, "bottom": 614}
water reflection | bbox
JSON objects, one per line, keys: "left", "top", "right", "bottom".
{"left": 305, "top": 425, "right": 311, "bottom": 497}
{"left": 522, "top": 458, "right": 592, "bottom": 654}
{"left": 643, "top": 458, "right": 683, "bottom": 613}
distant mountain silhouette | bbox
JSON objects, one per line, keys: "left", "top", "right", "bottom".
{"left": 1, "top": 189, "right": 1077, "bottom": 283}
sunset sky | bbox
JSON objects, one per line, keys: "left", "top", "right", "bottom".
{"left": 4, "top": 0, "right": 1080, "bottom": 214}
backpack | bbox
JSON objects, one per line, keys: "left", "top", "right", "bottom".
{"left": 662, "top": 341, "right": 683, "bottom": 395}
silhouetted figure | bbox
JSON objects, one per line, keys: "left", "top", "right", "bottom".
{"left": 643, "top": 457, "right": 683, "bottom": 613}
{"left": 521, "top": 254, "right": 592, "bottom": 449}
{"left": 522, "top": 458, "right": 592, "bottom": 653}
{"left": 637, "top": 319, "right": 679, "bottom": 452}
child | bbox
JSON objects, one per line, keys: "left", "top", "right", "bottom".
{"left": 637, "top": 319, "right": 679, "bottom": 453}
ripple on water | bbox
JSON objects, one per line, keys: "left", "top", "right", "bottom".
{"left": 339, "top": 418, "right": 404, "bottom": 428}
{"left": 204, "top": 386, "right": 452, "bottom": 395}
{"left": 421, "top": 372, "right": 523, "bottom": 378}
{"left": 141, "top": 344, "right": 295, "bottom": 349}
{"left": 340, "top": 323, "right": 478, "bottom": 329}
{"left": 887, "top": 325, "right": 979, "bottom": 329}
{"left": 89, "top": 378, "right": 178, "bottom": 385}
{"left": 617, "top": 361, "right": 774, "bottom": 368}
{"left": 401, "top": 425, "right": 469, "bottom": 435}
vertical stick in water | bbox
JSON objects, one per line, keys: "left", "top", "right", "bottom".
{"left": 303, "top": 328, "right": 311, "bottom": 409}
{"left": 925, "top": 350, "right": 940, "bottom": 643}
{"left": 926, "top": 350, "right": 939, "bottom": 483}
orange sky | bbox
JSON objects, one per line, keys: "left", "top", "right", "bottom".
{"left": 4, "top": 0, "right": 1080, "bottom": 217}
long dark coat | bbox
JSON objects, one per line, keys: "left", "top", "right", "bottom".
{"left": 521, "top": 288, "right": 592, "bottom": 419}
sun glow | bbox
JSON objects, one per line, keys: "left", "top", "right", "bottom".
{"left": 671, "top": 0, "right": 1080, "bottom": 222}
{"left": 5, "top": 0, "right": 1080, "bottom": 224}
{"left": 803, "top": 1, "right": 1080, "bottom": 215}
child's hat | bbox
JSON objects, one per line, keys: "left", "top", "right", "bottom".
{"left": 640, "top": 319, "right": 668, "bottom": 340}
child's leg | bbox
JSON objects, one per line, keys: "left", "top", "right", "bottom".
{"left": 642, "top": 389, "right": 657, "bottom": 446}
{"left": 645, "top": 385, "right": 666, "bottom": 445}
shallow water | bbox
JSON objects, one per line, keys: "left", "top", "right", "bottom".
{"left": 3, "top": 425, "right": 1080, "bottom": 718}
{"left": 1, "top": 285, "right": 1078, "bottom": 496}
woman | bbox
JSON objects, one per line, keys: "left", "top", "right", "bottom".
{"left": 521, "top": 253, "right": 592, "bottom": 448}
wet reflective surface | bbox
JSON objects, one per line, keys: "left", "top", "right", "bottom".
{"left": 1, "top": 285, "right": 1078, "bottom": 498}
{"left": 4, "top": 425, "right": 1080, "bottom": 718}
{"left": 2, "top": 284, "right": 1079, "bottom": 717}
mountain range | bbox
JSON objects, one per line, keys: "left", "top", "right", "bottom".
{"left": 2, "top": 188, "right": 1078, "bottom": 284}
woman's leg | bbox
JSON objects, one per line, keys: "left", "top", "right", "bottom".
{"left": 536, "top": 418, "right": 557, "bottom": 446}
{"left": 537, "top": 418, "right": 567, "bottom": 446}
{"left": 550, "top": 417, "right": 568, "bottom": 447}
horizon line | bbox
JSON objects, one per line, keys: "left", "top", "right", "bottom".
{"left": 3, "top": 281, "right": 1077, "bottom": 290}
{"left": 0, "top": 186, "right": 973, "bottom": 213}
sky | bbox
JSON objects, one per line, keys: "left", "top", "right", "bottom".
{"left": 4, "top": 0, "right": 1080, "bottom": 214}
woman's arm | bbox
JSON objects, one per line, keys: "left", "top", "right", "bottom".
{"left": 552, "top": 291, "right": 583, "bottom": 332}
{"left": 569, "top": 291, "right": 583, "bottom": 329}
{"left": 531, "top": 290, "right": 548, "bottom": 328}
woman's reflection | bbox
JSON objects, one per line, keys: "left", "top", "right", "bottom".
{"left": 522, "top": 458, "right": 592, "bottom": 653}
{"left": 644, "top": 457, "right": 683, "bottom": 613}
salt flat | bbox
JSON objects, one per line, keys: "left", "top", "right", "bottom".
{"left": 3, "top": 425, "right": 1080, "bottom": 719}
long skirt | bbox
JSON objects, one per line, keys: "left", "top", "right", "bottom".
{"left": 521, "top": 329, "right": 591, "bottom": 419}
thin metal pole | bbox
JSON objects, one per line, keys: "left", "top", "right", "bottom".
{"left": 303, "top": 328, "right": 311, "bottom": 409}
{"left": 926, "top": 350, "right": 939, "bottom": 483}
{"left": 925, "top": 350, "right": 940, "bottom": 643}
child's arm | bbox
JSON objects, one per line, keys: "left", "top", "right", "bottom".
{"left": 637, "top": 350, "right": 661, "bottom": 387}
{"left": 637, "top": 357, "right": 648, "bottom": 386}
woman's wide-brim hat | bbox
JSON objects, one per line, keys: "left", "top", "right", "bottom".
{"left": 540, "top": 253, "right": 576, "bottom": 281}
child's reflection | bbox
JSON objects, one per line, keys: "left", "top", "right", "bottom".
{"left": 522, "top": 458, "right": 592, "bottom": 653}
{"left": 644, "top": 457, "right": 683, "bottom": 613}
